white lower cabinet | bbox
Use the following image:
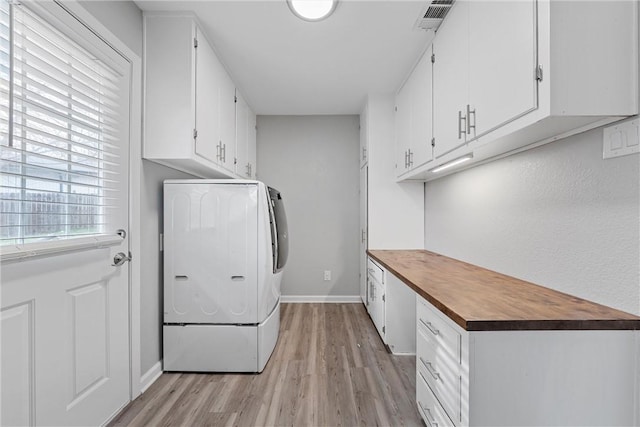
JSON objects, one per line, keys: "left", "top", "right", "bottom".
{"left": 366, "top": 257, "right": 416, "bottom": 354}
{"left": 416, "top": 372, "right": 455, "bottom": 427}
{"left": 366, "top": 258, "right": 385, "bottom": 340}
{"left": 416, "top": 294, "right": 639, "bottom": 426}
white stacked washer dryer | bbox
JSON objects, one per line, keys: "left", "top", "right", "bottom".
{"left": 162, "top": 180, "right": 288, "bottom": 373}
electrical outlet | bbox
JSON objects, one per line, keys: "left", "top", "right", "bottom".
{"left": 603, "top": 119, "right": 639, "bottom": 159}
{"left": 323, "top": 270, "right": 331, "bottom": 281}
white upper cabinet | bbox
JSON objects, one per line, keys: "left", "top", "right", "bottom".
{"left": 394, "top": 83, "right": 412, "bottom": 175}
{"left": 143, "top": 13, "right": 245, "bottom": 178}
{"left": 235, "top": 91, "right": 257, "bottom": 179}
{"left": 432, "top": 3, "right": 470, "bottom": 159}
{"left": 247, "top": 110, "right": 256, "bottom": 179}
{"left": 434, "top": 0, "right": 538, "bottom": 159}
{"left": 218, "top": 69, "right": 236, "bottom": 172}
{"left": 467, "top": 0, "right": 537, "bottom": 138}
{"left": 194, "top": 26, "right": 221, "bottom": 165}
{"left": 360, "top": 108, "right": 368, "bottom": 168}
{"left": 402, "top": 0, "right": 638, "bottom": 181}
{"left": 396, "top": 46, "right": 434, "bottom": 178}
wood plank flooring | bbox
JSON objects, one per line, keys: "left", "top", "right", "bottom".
{"left": 109, "top": 303, "right": 421, "bottom": 426}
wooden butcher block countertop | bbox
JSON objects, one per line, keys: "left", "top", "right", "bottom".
{"left": 367, "top": 249, "right": 640, "bottom": 331}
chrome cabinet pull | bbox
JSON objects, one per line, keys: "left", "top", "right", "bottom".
{"left": 425, "top": 361, "right": 441, "bottom": 381}
{"left": 216, "top": 141, "right": 222, "bottom": 161}
{"left": 418, "top": 400, "right": 439, "bottom": 427}
{"left": 408, "top": 149, "right": 414, "bottom": 167}
{"left": 425, "top": 407, "right": 438, "bottom": 427}
{"left": 467, "top": 104, "right": 476, "bottom": 135}
{"left": 420, "top": 357, "right": 441, "bottom": 381}
{"left": 458, "top": 110, "right": 467, "bottom": 139}
{"left": 419, "top": 318, "right": 440, "bottom": 336}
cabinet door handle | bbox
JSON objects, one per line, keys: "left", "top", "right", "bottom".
{"left": 467, "top": 104, "right": 476, "bottom": 135}
{"left": 418, "top": 400, "right": 438, "bottom": 427}
{"left": 216, "top": 142, "right": 221, "bottom": 161}
{"left": 409, "top": 149, "right": 414, "bottom": 167}
{"left": 361, "top": 230, "right": 366, "bottom": 243}
{"left": 419, "top": 318, "right": 440, "bottom": 336}
{"left": 419, "top": 356, "right": 442, "bottom": 381}
{"left": 425, "top": 361, "right": 441, "bottom": 381}
{"left": 458, "top": 110, "right": 467, "bottom": 139}
{"left": 222, "top": 143, "right": 227, "bottom": 162}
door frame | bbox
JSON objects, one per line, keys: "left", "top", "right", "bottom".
{"left": 55, "top": 0, "right": 143, "bottom": 405}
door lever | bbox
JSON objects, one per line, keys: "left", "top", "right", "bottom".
{"left": 112, "top": 252, "right": 131, "bottom": 267}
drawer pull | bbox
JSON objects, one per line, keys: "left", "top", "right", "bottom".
{"left": 425, "top": 361, "right": 441, "bottom": 382}
{"left": 419, "top": 318, "right": 440, "bottom": 336}
{"left": 418, "top": 401, "right": 439, "bottom": 427}
{"left": 419, "top": 357, "right": 442, "bottom": 382}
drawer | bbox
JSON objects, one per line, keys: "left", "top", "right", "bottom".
{"left": 416, "top": 369, "right": 455, "bottom": 427}
{"left": 417, "top": 328, "right": 461, "bottom": 425}
{"left": 417, "top": 296, "right": 460, "bottom": 363}
{"left": 367, "top": 258, "right": 384, "bottom": 285}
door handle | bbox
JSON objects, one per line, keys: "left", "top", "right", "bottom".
{"left": 112, "top": 252, "right": 131, "bottom": 267}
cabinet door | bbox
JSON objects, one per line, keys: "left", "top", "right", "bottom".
{"left": 194, "top": 26, "right": 220, "bottom": 163}
{"left": 409, "top": 48, "right": 433, "bottom": 169}
{"left": 395, "top": 85, "right": 411, "bottom": 177}
{"left": 433, "top": 1, "right": 469, "bottom": 159}
{"left": 218, "top": 68, "right": 236, "bottom": 171}
{"left": 359, "top": 108, "right": 368, "bottom": 168}
{"left": 468, "top": 0, "right": 537, "bottom": 137}
{"left": 359, "top": 166, "right": 368, "bottom": 304}
{"left": 247, "top": 109, "right": 256, "bottom": 179}
{"left": 235, "top": 91, "right": 249, "bottom": 178}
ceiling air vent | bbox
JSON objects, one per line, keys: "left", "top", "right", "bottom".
{"left": 415, "top": 0, "right": 454, "bottom": 31}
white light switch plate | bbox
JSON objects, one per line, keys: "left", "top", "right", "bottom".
{"left": 603, "top": 119, "right": 639, "bottom": 159}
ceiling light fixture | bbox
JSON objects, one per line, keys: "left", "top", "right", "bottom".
{"left": 430, "top": 153, "right": 474, "bottom": 173}
{"left": 288, "top": 0, "right": 338, "bottom": 22}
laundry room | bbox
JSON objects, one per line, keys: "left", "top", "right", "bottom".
{"left": 1, "top": 1, "right": 639, "bottom": 426}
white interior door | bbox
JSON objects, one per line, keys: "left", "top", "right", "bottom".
{"left": 0, "top": 1, "right": 132, "bottom": 425}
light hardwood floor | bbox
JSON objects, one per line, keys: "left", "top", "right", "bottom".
{"left": 110, "top": 303, "right": 421, "bottom": 426}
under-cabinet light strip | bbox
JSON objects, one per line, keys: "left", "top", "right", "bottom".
{"left": 430, "top": 153, "right": 474, "bottom": 173}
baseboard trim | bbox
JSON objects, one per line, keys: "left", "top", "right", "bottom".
{"left": 281, "top": 295, "right": 362, "bottom": 303}
{"left": 139, "top": 361, "right": 163, "bottom": 394}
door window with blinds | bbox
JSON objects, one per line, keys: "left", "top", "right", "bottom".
{"left": 0, "top": 0, "right": 129, "bottom": 247}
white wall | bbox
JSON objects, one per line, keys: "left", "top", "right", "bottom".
{"left": 79, "top": 1, "right": 196, "bottom": 376}
{"left": 257, "top": 116, "right": 360, "bottom": 299}
{"left": 424, "top": 125, "right": 640, "bottom": 315}
{"left": 78, "top": 1, "right": 142, "bottom": 56}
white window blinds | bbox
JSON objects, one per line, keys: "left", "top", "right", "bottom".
{"left": 0, "top": 0, "right": 126, "bottom": 246}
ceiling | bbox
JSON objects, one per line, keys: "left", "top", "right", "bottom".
{"left": 134, "top": 0, "right": 434, "bottom": 115}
